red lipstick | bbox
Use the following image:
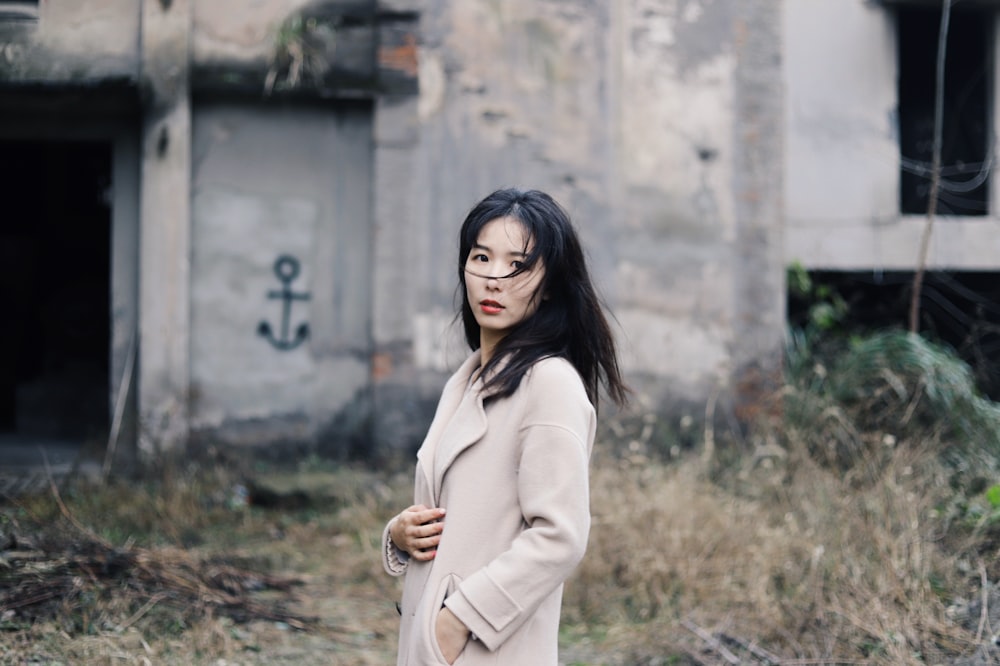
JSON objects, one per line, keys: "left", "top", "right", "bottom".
{"left": 480, "top": 299, "right": 503, "bottom": 314}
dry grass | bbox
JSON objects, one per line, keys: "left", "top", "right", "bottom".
{"left": 0, "top": 463, "right": 413, "bottom": 665}
{"left": 4, "top": 431, "right": 991, "bottom": 665}
{"left": 564, "top": 432, "right": 981, "bottom": 665}
{"left": 3, "top": 332, "right": 1000, "bottom": 665}
{"left": 560, "top": 331, "right": 1000, "bottom": 664}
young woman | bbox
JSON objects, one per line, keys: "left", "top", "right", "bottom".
{"left": 382, "top": 188, "right": 628, "bottom": 665}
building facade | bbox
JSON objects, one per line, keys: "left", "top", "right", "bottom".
{"left": 0, "top": 0, "right": 988, "bottom": 466}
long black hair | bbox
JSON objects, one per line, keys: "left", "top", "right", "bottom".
{"left": 457, "top": 188, "right": 628, "bottom": 407}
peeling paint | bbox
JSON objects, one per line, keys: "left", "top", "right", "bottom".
{"left": 417, "top": 51, "right": 445, "bottom": 119}
{"left": 372, "top": 351, "right": 393, "bottom": 381}
{"left": 673, "top": 0, "right": 735, "bottom": 77}
{"left": 379, "top": 32, "right": 418, "bottom": 77}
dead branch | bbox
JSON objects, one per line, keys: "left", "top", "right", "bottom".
{"left": 42, "top": 449, "right": 113, "bottom": 551}
{"left": 976, "top": 560, "right": 991, "bottom": 644}
{"left": 719, "top": 631, "right": 783, "bottom": 664}
{"left": 103, "top": 329, "right": 136, "bottom": 482}
{"left": 681, "top": 618, "right": 741, "bottom": 664}
{"left": 909, "top": 0, "right": 952, "bottom": 333}
{"left": 0, "top": 482, "right": 314, "bottom": 634}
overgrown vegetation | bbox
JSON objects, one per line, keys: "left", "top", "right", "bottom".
{"left": 3, "top": 326, "right": 1000, "bottom": 664}
{"left": 568, "top": 328, "right": 1000, "bottom": 664}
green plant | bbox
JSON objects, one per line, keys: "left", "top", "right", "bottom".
{"left": 783, "top": 327, "right": 1000, "bottom": 481}
{"left": 787, "top": 261, "right": 849, "bottom": 334}
{"left": 264, "top": 12, "right": 336, "bottom": 94}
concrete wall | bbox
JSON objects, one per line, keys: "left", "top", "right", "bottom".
{"left": 0, "top": 0, "right": 790, "bottom": 460}
{"left": 784, "top": 0, "right": 1000, "bottom": 270}
{"left": 190, "top": 102, "right": 373, "bottom": 453}
{"left": 0, "top": 1, "right": 139, "bottom": 85}
{"left": 372, "top": 0, "right": 785, "bottom": 442}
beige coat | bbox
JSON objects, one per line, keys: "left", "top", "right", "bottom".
{"left": 382, "top": 352, "right": 596, "bottom": 665}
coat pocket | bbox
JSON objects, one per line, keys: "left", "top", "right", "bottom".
{"left": 428, "top": 573, "right": 465, "bottom": 665}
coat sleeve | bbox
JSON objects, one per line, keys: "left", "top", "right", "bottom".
{"left": 381, "top": 517, "right": 409, "bottom": 576}
{"left": 444, "top": 359, "right": 596, "bottom": 651}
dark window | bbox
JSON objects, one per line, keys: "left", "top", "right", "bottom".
{"left": 0, "top": 2, "right": 37, "bottom": 22}
{"left": 897, "top": 7, "right": 991, "bottom": 216}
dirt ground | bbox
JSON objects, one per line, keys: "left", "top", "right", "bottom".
{"left": 0, "top": 465, "right": 644, "bottom": 666}
{"left": 9, "top": 429, "right": 987, "bottom": 665}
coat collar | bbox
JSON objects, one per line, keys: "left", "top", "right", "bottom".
{"left": 416, "top": 351, "right": 491, "bottom": 505}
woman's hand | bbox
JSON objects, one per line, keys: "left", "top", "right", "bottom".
{"left": 389, "top": 504, "right": 446, "bottom": 561}
{"left": 435, "top": 606, "right": 470, "bottom": 664}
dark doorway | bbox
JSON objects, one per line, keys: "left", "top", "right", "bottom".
{"left": 788, "top": 270, "right": 1000, "bottom": 400}
{"left": 0, "top": 141, "right": 111, "bottom": 442}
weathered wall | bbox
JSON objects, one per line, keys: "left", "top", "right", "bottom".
{"left": 189, "top": 103, "right": 373, "bottom": 453}
{"left": 0, "top": 0, "right": 788, "bottom": 460}
{"left": 0, "top": 1, "right": 139, "bottom": 84}
{"left": 615, "top": 0, "right": 742, "bottom": 398}
{"left": 372, "top": 0, "right": 785, "bottom": 445}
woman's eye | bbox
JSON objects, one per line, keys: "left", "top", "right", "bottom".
{"left": 470, "top": 253, "right": 488, "bottom": 263}
{"left": 511, "top": 261, "right": 524, "bottom": 270}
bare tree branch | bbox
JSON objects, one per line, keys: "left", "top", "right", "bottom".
{"left": 909, "top": 0, "right": 952, "bottom": 333}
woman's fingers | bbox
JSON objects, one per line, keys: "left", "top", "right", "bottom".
{"left": 409, "top": 547, "right": 436, "bottom": 562}
{"left": 412, "top": 506, "right": 446, "bottom": 526}
{"left": 407, "top": 530, "right": 442, "bottom": 561}
{"left": 408, "top": 519, "right": 444, "bottom": 538}
{"left": 392, "top": 505, "right": 446, "bottom": 557}
{"left": 403, "top": 517, "right": 443, "bottom": 552}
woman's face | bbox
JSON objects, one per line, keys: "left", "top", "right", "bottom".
{"left": 464, "top": 216, "right": 546, "bottom": 356}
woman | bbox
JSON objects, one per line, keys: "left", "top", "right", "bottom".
{"left": 382, "top": 188, "right": 628, "bottom": 665}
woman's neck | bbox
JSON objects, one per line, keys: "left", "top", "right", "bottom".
{"left": 479, "top": 332, "right": 502, "bottom": 368}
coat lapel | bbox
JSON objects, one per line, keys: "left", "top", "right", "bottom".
{"left": 416, "top": 352, "right": 487, "bottom": 505}
{"left": 431, "top": 379, "right": 488, "bottom": 503}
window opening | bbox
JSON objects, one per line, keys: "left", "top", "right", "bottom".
{"left": 0, "top": 140, "right": 111, "bottom": 443}
{"left": 0, "top": 2, "right": 38, "bottom": 22}
{"left": 897, "top": 7, "right": 992, "bottom": 216}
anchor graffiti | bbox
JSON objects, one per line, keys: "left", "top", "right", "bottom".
{"left": 257, "top": 254, "right": 310, "bottom": 351}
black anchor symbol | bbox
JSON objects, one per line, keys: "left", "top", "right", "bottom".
{"left": 258, "top": 255, "right": 310, "bottom": 351}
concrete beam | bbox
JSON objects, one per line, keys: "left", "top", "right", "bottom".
{"left": 731, "top": 0, "right": 786, "bottom": 420}
{"left": 138, "top": 0, "right": 192, "bottom": 457}
{"left": 190, "top": 4, "right": 418, "bottom": 100}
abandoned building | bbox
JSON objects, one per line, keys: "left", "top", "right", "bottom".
{"left": 0, "top": 0, "right": 996, "bottom": 470}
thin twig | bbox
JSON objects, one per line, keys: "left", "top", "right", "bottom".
{"left": 118, "top": 591, "right": 171, "bottom": 630}
{"left": 104, "top": 329, "right": 137, "bottom": 482}
{"left": 720, "top": 631, "right": 783, "bottom": 664}
{"left": 909, "top": 0, "right": 952, "bottom": 332}
{"left": 40, "top": 449, "right": 113, "bottom": 551}
{"left": 703, "top": 383, "right": 720, "bottom": 467}
{"left": 975, "top": 559, "right": 990, "bottom": 644}
{"left": 781, "top": 658, "right": 871, "bottom": 666}
{"left": 0, "top": 589, "right": 63, "bottom": 611}
{"left": 681, "top": 618, "right": 741, "bottom": 665}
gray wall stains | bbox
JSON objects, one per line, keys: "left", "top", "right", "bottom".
{"left": 731, "top": 0, "right": 784, "bottom": 408}
{"left": 137, "top": 0, "right": 192, "bottom": 457}
{"left": 672, "top": 0, "right": 737, "bottom": 79}
{"left": 0, "top": 0, "right": 868, "bottom": 461}
{"left": 189, "top": 103, "right": 373, "bottom": 454}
